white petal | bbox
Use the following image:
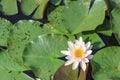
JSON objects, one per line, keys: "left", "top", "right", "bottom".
{"left": 68, "top": 41, "right": 74, "bottom": 49}
{"left": 78, "top": 37, "right": 83, "bottom": 44}
{"left": 85, "top": 50, "right": 92, "bottom": 57}
{"left": 81, "top": 42, "right": 85, "bottom": 46}
{"left": 75, "top": 40, "right": 79, "bottom": 44}
{"left": 81, "top": 42, "right": 86, "bottom": 51}
{"left": 87, "top": 55, "right": 93, "bottom": 59}
{"left": 89, "top": 45, "right": 93, "bottom": 50}
{"left": 82, "top": 46, "right": 86, "bottom": 52}
{"left": 61, "top": 51, "right": 71, "bottom": 55}
{"left": 75, "top": 40, "right": 80, "bottom": 47}
{"left": 65, "top": 55, "right": 73, "bottom": 60}
{"left": 83, "top": 58, "right": 89, "bottom": 63}
{"left": 80, "top": 61, "right": 86, "bottom": 71}
{"left": 72, "top": 61, "right": 79, "bottom": 70}
{"left": 68, "top": 48, "right": 73, "bottom": 52}
{"left": 86, "top": 42, "right": 91, "bottom": 49}
{"left": 65, "top": 59, "right": 74, "bottom": 66}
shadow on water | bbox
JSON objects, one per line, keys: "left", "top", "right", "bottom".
{"left": 23, "top": 70, "right": 37, "bottom": 80}
{"left": 0, "top": 5, "right": 2, "bottom": 11}
{"left": 0, "top": 0, "right": 48, "bottom": 24}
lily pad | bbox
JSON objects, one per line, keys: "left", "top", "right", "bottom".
{"left": 91, "top": 46, "right": 120, "bottom": 80}
{"left": 21, "top": 0, "right": 48, "bottom": 19}
{"left": 0, "top": 50, "right": 26, "bottom": 71}
{"left": 48, "top": 6, "right": 69, "bottom": 35}
{"left": 33, "top": 0, "right": 48, "bottom": 19}
{"left": 0, "top": 0, "right": 18, "bottom": 15}
{"left": 0, "top": 18, "right": 12, "bottom": 46}
{"left": 23, "top": 34, "right": 68, "bottom": 80}
{"left": 112, "top": 5, "right": 120, "bottom": 45}
{"left": 0, "top": 70, "right": 34, "bottom": 80}
{"left": 8, "top": 20, "right": 42, "bottom": 66}
{"left": 48, "top": 0, "right": 106, "bottom": 34}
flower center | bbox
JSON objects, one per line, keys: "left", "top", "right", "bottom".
{"left": 72, "top": 47, "right": 84, "bottom": 58}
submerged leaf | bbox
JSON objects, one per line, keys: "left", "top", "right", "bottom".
{"left": 50, "top": 0, "right": 62, "bottom": 5}
{"left": 54, "top": 65, "right": 78, "bottom": 80}
{"left": 95, "top": 19, "right": 112, "bottom": 36}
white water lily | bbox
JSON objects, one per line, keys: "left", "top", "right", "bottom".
{"left": 61, "top": 37, "right": 93, "bottom": 71}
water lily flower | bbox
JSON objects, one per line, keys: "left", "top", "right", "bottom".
{"left": 61, "top": 37, "right": 93, "bottom": 71}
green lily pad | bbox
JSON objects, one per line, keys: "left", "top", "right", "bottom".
{"left": 0, "top": 50, "right": 26, "bottom": 71}
{"left": 33, "top": 0, "right": 48, "bottom": 19}
{"left": 23, "top": 34, "right": 68, "bottom": 80}
{"left": 21, "top": 0, "right": 48, "bottom": 19}
{"left": 48, "top": 0, "right": 106, "bottom": 34}
{"left": 0, "top": 70, "right": 34, "bottom": 80}
{"left": 0, "top": 18, "right": 12, "bottom": 46}
{"left": 112, "top": 5, "right": 120, "bottom": 45}
{"left": 8, "top": 20, "right": 42, "bottom": 66}
{"left": 48, "top": 6, "right": 69, "bottom": 35}
{"left": 91, "top": 46, "right": 120, "bottom": 80}
{"left": 0, "top": 0, "right": 18, "bottom": 15}
{"left": 21, "top": 0, "right": 38, "bottom": 15}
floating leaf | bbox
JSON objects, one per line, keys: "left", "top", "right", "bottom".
{"left": 21, "top": 0, "right": 48, "bottom": 19}
{"left": 0, "top": 18, "right": 12, "bottom": 46}
{"left": 33, "top": 0, "right": 48, "bottom": 19}
{"left": 48, "top": 6, "right": 69, "bottom": 34}
{"left": 21, "top": 0, "right": 38, "bottom": 15}
{"left": 8, "top": 20, "right": 42, "bottom": 66}
{"left": 39, "top": 24, "right": 53, "bottom": 34}
{"left": 0, "top": 0, "right": 18, "bottom": 15}
{"left": 23, "top": 34, "right": 68, "bottom": 80}
{"left": 48, "top": 0, "right": 106, "bottom": 34}
{"left": 91, "top": 46, "right": 120, "bottom": 80}
{"left": 112, "top": 5, "right": 120, "bottom": 45}
{"left": 0, "top": 50, "right": 26, "bottom": 71}
{"left": 0, "top": 70, "right": 34, "bottom": 80}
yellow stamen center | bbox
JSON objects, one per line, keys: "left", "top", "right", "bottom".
{"left": 73, "top": 47, "right": 84, "bottom": 58}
